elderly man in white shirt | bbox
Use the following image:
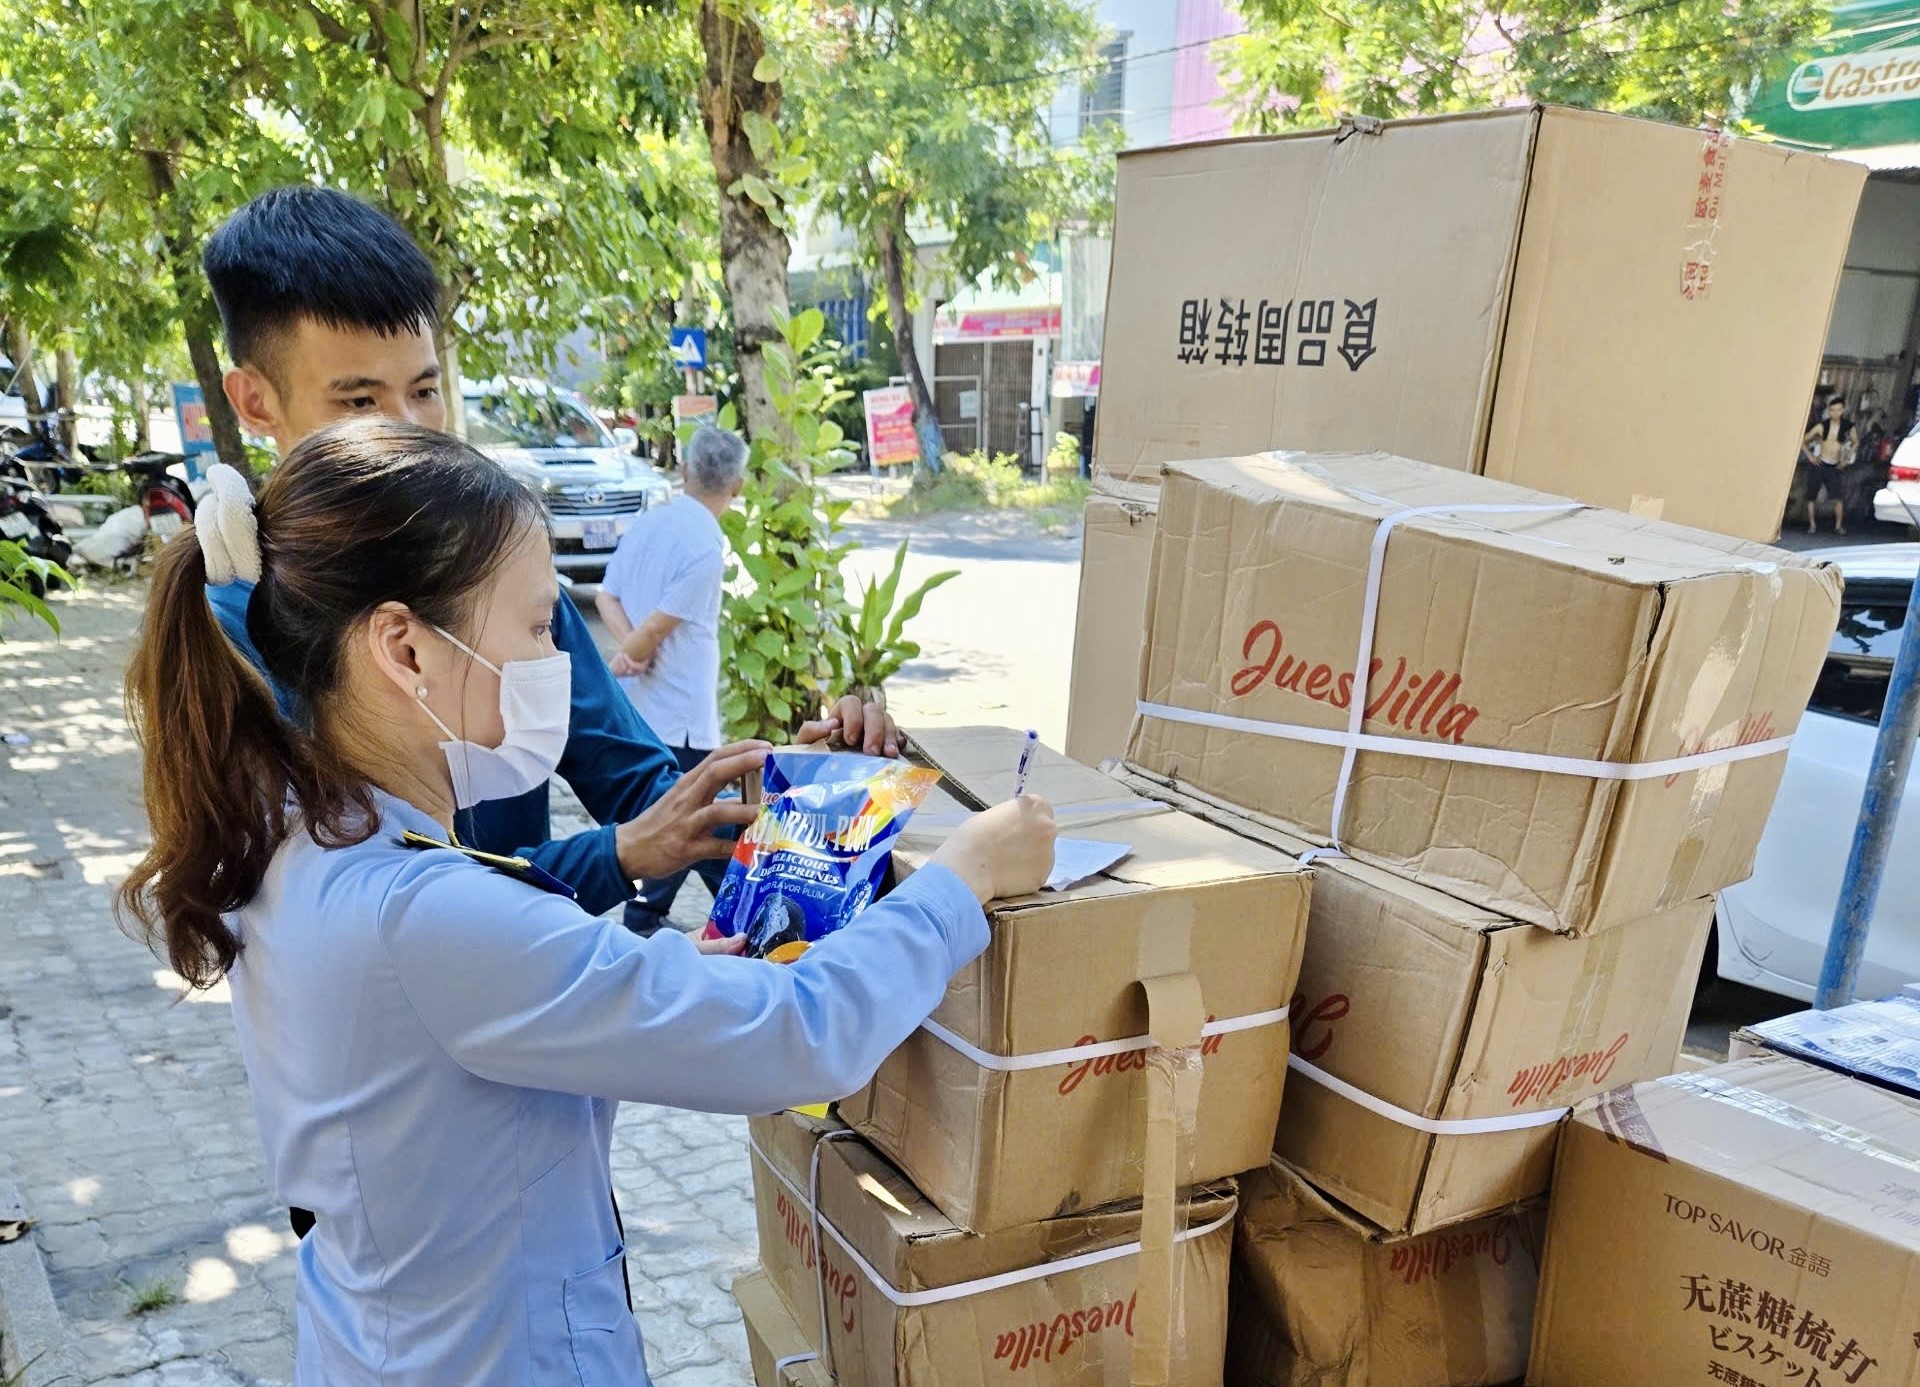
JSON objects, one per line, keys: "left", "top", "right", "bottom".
{"left": 596, "top": 425, "right": 746, "bottom": 934}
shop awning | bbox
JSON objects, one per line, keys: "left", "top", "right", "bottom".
{"left": 934, "top": 273, "right": 1062, "bottom": 343}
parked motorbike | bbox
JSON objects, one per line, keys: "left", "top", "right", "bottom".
{"left": 122, "top": 451, "right": 196, "bottom": 540}
{"left": 0, "top": 471, "right": 74, "bottom": 592}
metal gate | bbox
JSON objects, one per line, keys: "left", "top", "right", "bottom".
{"left": 933, "top": 340, "right": 1035, "bottom": 460}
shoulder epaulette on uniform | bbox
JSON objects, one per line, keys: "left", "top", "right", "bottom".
{"left": 399, "top": 830, "right": 578, "bottom": 901}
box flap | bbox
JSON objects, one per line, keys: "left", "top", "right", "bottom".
{"left": 1067, "top": 484, "right": 1162, "bottom": 767}
{"left": 1573, "top": 1055, "right": 1920, "bottom": 1252}
{"left": 1165, "top": 452, "right": 1832, "bottom": 586}
{"left": 900, "top": 727, "right": 1304, "bottom": 901}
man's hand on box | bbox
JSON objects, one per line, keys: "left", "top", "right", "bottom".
{"left": 615, "top": 740, "right": 768, "bottom": 882}
{"left": 930, "top": 796, "right": 1058, "bottom": 906}
{"left": 796, "top": 693, "right": 904, "bottom": 757}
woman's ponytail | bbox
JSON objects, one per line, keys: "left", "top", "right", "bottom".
{"left": 118, "top": 524, "right": 313, "bottom": 989}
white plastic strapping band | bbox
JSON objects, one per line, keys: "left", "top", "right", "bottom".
{"left": 1136, "top": 701, "right": 1794, "bottom": 782}
{"left": 749, "top": 1133, "right": 1235, "bottom": 1311}
{"left": 1287, "top": 1055, "right": 1569, "bottom": 1136}
{"left": 919, "top": 1004, "right": 1290, "bottom": 1073}
{"left": 1137, "top": 498, "right": 1794, "bottom": 851}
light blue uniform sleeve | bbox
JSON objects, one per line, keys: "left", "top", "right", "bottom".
{"left": 376, "top": 857, "right": 988, "bottom": 1112}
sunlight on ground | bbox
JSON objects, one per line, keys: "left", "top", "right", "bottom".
{"left": 183, "top": 1255, "right": 240, "bottom": 1303}
{"left": 152, "top": 969, "right": 231, "bottom": 1005}
{"left": 226, "top": 1223, "right": 298, "bottom": 1266}
{"left": 64, "top": 1176, "right": 103, "bottom": 1207}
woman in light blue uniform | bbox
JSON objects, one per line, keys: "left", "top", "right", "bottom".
{"left": 117, "top": 418, "right": 1055, "bottom": 1385}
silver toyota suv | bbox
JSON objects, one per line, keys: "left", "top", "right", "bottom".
{"left": 463, "top": 377, "right": 671, "bottom": 584}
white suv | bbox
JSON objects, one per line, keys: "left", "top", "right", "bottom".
{"left": 463, "top": 378, "right": 670, "bottom": 584}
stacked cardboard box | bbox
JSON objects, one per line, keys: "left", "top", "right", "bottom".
{"left": 1122, "top": 769, "right": 1711, "bottom": 1235}
{"left": 1082, "top": 450, "right": 1843, "bottom": 1383}
{"left": 742, "top": 1110, "right": 1236, "bottom": 1387}
{"left": 731, "top": 728, "right": 1314, "bottom": 1385}
{"left": 1130, "top": 452, "right": 1841, "bottom": 936}
{"left": 1065, "top": 105, "right": 1864, "bottom": 770}
{"left": 1227, "top": 1159, "right": 1545, "bottom": 1387}
{"left": 1531, "top": 1055, "right": 1920, "bottom": 1386}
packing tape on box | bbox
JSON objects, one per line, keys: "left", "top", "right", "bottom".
{"left": 1288, "top": 1054, "right": 1569, "bottom": 1136}
{"left": 1137, "top": 496, "right": 1795, "bottom": 853}
{"left": 917, "top": 1003, "right": 1290, "bottom": 1072}
{"left": 745, "top": 1130, "right": 1237, "bottom": 1314}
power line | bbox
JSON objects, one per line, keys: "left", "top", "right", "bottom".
{"left": 945, "top": 27, "right": 1249, "bottom": 98}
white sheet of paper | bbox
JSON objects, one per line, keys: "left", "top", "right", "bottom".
{"left": 1043, "top": 837, "right": 1131, "bottom": 891}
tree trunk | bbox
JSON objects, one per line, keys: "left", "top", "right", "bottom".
{"left": 6, "top": 320, "right": 47, "bottom": 436}
{"left": 53, "top": 337, "right": 79, "bottom": 453}
{"left": 439, "top": 331, "right": 466, "bottom": 439}
{"left": 131, "top": 376, "right": 151, "bottom": 451}
{"left": 874, "top": 216, "right": 947, "bottom": 473}
{"left": 696, "top": 0, "right": 792, "bottom": 455}
{"left": 183, "top": 324, "right": 245, "bottom": 467}
{"left": 142, "top": 149, "right": 247, "bottom": 469}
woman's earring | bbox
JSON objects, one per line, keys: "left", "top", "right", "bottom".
{"left": 416, "top": 685, "right": 429, "bottom": 699}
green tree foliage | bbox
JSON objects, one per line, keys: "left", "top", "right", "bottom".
{"left": 792, "top": 0, "right": 1112, "bottom": 471}
{"left": 1224, "top": 0, "right": 1829, "bottom": 129}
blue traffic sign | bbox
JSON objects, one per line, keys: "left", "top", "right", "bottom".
{"left": 670, "top": 326, "right": 708, "bottom": 371}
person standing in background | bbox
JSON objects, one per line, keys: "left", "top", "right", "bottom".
{"left": 1804, "top": 395, "right": 1858, "bottom": 535}
{"left": 597, "top": 424, "right": 745, "bottom": 934}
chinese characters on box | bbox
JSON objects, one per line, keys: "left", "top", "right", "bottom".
{"left": 1176, "top": 296, "right": 1379, "bottom": 371}
{"left": 1684, "top": 1272, "right": 1878, "bottom": 1386}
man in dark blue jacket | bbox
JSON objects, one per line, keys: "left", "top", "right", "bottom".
{"left": 200, "top": 187, "right": 898, "bottom": 918}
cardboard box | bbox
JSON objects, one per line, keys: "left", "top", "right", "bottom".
{"left": 748, "top": 1111, "right": 1236, "bottom": 1386}
{"left": 1732, "top": 994, "right": 1920, "bottom": 1100}
{"left": 1120, "top": 767, "right": 1709, "bottom": 1235}
{"left": 1226, "top": 1160, "right": 1544, "bottom": 1387}
{"left": 841, "top": 726, "right": 1309, "bottom": 1233}
{"left": 737, "top": 1270, "right": 835, "bottom": 1387}
{"left": 1531, "top": 1055, "right": 1920, "bottom": 1387}
{"left": 1066, "top": 478, "right": 1160, "bottom": 768}
{"left": 1129, "top": 452, "right": 1843, "bottom": 935}
{"left": 1095, "top": 105, "right": 1864, "bottom": 542}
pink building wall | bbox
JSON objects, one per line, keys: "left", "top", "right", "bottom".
{"left": 1170, "top": 0, "right": 1247, "bottom": 143}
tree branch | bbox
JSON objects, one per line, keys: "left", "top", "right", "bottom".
{"left": 292, "top": 0, "right": 356, "bottom": 46}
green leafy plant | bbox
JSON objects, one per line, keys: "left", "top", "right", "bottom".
{"left": 717, "top": 307, "right": 956, "bottom": 739}
{"left": 843, "top": 540, "right": 957, "bottom": 689}
{"left": 716, "top": 308, "right": 858, "bottom": 743}
{"left": 0, "top": 540, "right": 68, "bottom": 637}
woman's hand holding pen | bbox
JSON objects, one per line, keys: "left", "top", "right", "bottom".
{"left": 929, "top": 796, "right": 1057, "bottom": 906}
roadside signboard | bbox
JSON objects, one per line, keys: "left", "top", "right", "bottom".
{"left": 862, "top": 385, "right": 919, "bottom": 467}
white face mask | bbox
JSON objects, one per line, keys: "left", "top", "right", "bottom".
{"left": 416, "top": 624, "right": 572, "bottom": 810}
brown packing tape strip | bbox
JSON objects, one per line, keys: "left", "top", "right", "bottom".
{"left": 1133, "top": 969, "right": 1205, "bottom": 1387}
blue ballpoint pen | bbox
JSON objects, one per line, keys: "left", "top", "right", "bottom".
{"left": 1012, "top": 728, "right": 1039, "bottom": 798}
